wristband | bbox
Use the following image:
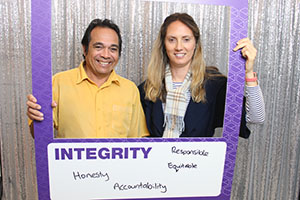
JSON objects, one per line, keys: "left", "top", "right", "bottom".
{"left": 245, "top": 72, "right": 257, "bottom": 82}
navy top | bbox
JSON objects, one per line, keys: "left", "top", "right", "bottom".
{"left": 138, "top": 76, "right": 250, "bottom": 138}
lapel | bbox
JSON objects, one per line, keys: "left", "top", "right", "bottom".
{"left": 151, "top": 100, "right": 165, "bottom": 135}
{"left": 183, "top": 99, "right": 199, "bottom": 133}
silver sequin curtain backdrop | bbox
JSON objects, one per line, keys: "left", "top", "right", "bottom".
{"left": 0, "top": 0, "right": 299, "bottom": 199}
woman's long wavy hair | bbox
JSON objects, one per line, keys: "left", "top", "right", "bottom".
{"left": 144, "top": 13, "right": 220, "bottom": 103}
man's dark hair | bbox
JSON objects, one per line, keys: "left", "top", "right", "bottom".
{"left": 81, "top": 18, "right": 122, "bottom": 58}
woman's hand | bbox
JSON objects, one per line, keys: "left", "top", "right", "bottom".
{"left": 233, "top": 38, "right": 258, "bottom": 86}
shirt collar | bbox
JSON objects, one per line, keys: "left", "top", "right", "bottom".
{"left": 76, "top": 61, "right": 89, "bottom": 84}
{"left": 76, "top": 61, "right": 120, "bottom": 86}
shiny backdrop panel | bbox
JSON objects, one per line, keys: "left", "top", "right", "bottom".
{"left": 51, "top": 0, "right": 230, "bottom": 83}
{"left": 0, "top": 0, "right": 37, "bottom": 200}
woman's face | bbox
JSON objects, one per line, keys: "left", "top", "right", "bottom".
{"left": 164, "top": 20, "right": 196, "bottom": 70}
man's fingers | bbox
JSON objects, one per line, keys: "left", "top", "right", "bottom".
{"left": 27, "top": 108, "right": 44, "bottom": 121}
{"left": 26, "top": 100, "right": 41, "bottom": 110}
{"left": 27, "top": 113, "right": 44, "bottom": 121}
{"left": 27, "top": 94, "right": 37, "bottom": 103}
{"left": 27, "top": 107, "right": 43, "bottom": 117}
{"left": 51, "top": 101, "right": 57, "bottom": 108}
{"left": 26, "top": 93, "right": 45, "bottom": 121}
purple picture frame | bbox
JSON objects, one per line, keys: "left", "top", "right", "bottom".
{"left": 31, "top": 0, "right": 248, "bottom": 199}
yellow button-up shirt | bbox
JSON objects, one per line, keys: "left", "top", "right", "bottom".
{"left": 51, "top": 62, "right": 149, "bottom": 138}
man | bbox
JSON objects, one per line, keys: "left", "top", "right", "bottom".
{"left": 27, "top": 19, "right": 149, "bottom": 138}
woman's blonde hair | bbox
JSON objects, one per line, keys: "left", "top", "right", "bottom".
{"left": 144, "top": 13, "right": 209, "bottom": 103}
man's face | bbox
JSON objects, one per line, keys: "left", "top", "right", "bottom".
{"left": 83, "top": 27, "right": 119, "bottom": 82}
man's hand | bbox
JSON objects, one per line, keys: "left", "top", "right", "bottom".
{"left": 26, "top": 94, "right": 57, "bottom": 121}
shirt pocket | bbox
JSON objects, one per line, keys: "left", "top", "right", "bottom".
{"left": 111, "top": 104, "right": 133, "bottom": 137}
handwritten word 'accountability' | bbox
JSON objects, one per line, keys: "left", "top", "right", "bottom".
{"left": 54, "top": 147, "right": 152, "bottom": 160}
{"left": 114, "top": 182, "right": 167, "bottom": 193}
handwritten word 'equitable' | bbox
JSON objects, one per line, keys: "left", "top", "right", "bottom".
{"left": 114, "top": 182, "right": 167, "bottom": 193}
{"left": 73, "top": 171, "right": 109, "bottom": 181}
{"left": 168, "top": 162, "right": 197, "bottom": 172}
{"left": 54, "top": 147, "right": 152, "bottom": 160}
{"left": 171, "top": 146, "right": 209, "bottom": 156}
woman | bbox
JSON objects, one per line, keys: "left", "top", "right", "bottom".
{"left": 138, "top": 13, "right": 265, "bottom": 138}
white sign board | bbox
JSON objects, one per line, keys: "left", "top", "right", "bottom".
{"left": 48, "top": 142, "right": 226, "bottom": 199}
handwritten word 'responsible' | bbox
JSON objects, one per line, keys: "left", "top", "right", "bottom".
{"left": 171, "top": 146, "right": 209, "bottom": 156}
{"left": 54, "top": 147, "right": 152, "bottom": 160}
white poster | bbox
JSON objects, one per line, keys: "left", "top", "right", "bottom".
{"left": 48, "top": 142, "right": 227, "bottom": 199}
